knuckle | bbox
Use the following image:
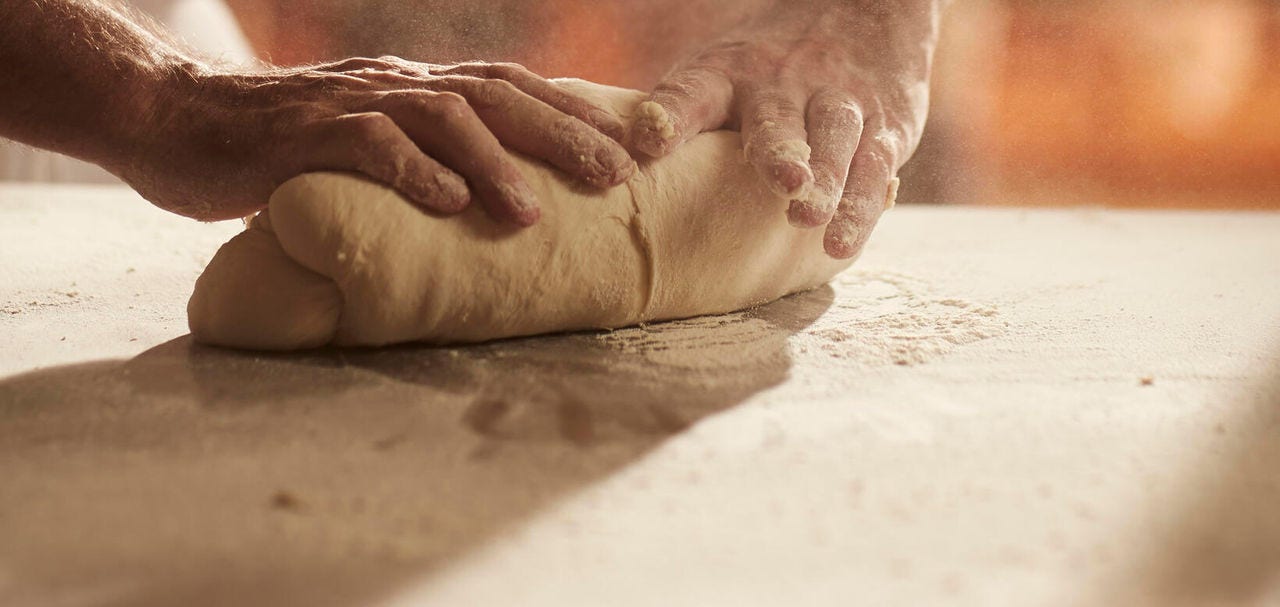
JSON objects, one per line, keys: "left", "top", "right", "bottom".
{"left": 560, "top": 96, "right": 595, "bottom": 118}
{"left": 321, "top": 58, "right": 361, "bottom": 72}
{"left": 828, "top": 204, "right": 861, "bottom": 229}
{"left": 488, "top": 62, "right": 530, "bottom": 78}
{"left": 344, "top": 112, "right": 395, "bottom": 138}
{"left": 751, "top": 95, "right": 803, "bottom": 126}
{"left": 319, "top": 74, "right": 372, "bottom": 94}
{"left": 812, "top": 95, "right": 863, "bottom": 129}
{"left": 287, "top": 100, "right": 332, "bottom": 121}
{"left": 471, "top": 79, "right": 521, "bottom": 109}
{"left": 739, "top": 45, "right": 774, "bottom": 67}
{"left": 293, "top": 71, "right": 327, "bottom": 87}
{"left": 549, "top": 114, "right": 592, "bottom": 144}
{"left": 699, "top": 40, "right": 749, "bottom": 64}
{"left": 854, "top": 188, "right": 886, "bottom": 215}
{"left": 349, "top": 67, "right": 384, "bottom": 80}
{"left": 332, "top": 56, "right": 397, "bottom": 73}
{"left": 655, "top": 70, "right": 714, "bottom": 103}
{"left": 434, "top": 90, "right": 469, "bottom": 105}
{"left": 486, "top": 78, "right": 521, "bottom": 97}
{"left": 847, "top": 155, "right": 890, "bottom": 185}
{"left": 808, "top": 153, "right": 844, "bottom": 183}
{"left": 276, "top": 103, "right": 335, "bottom": 137}
{"left": 747, "top": 88, "right": 784, "bottom": 108}
{"left": 441, "top": 62, "right": 481, "bottom": 77}
{"left": 376, "top": 90, "right": 418, "bottom": 110}
{"left": 428, "top": 91, "right": 473, "bottom": 119}
{"left": 869, "top": 129, "right": 906, "bottom": 167}
{"left": 328, "top": 118, "right": 402, "bottom": 163}
{"left": 380, "top": 89, "right": 472, "bottom": 120}
{"left": 835, "top": 186, "right": 879, "bottom": 221}
{"left": 376, "top": 89, "right": 409, "bottom": 103}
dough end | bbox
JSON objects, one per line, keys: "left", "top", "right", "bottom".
{"left": 188, "top": 221, "right": 343, "bottom": 350}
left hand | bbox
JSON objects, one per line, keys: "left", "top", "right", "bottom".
{"left": 629, "top": 0, "right": 942, "bottom": 259}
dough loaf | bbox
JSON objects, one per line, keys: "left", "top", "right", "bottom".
{"left": 188, "top": 80, "right": 879, "bottom": 350}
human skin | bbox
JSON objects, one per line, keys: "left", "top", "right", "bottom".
{"left": 629, "top": 0, "right": 950, "bottom": 259}
{"left": 299, "top": 0, "right": 948, "bottom": 260}
{"left": 0, "top": 0, "right": 635, "bottom": 223}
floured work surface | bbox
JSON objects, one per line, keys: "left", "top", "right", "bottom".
{"left": 2, "top": 184, "right": 1280, "bottom": 607}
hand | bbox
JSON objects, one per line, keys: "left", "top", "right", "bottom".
{"left": 121, "top": 58, "right": 637, "bottom": 223}
{"left": 629, "top": 0, "right": 942, "bottom": 258}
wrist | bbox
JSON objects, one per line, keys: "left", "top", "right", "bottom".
{"left": 100, "top": 56, "right": 209, "bottom": 182}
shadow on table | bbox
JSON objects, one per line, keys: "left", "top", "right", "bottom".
{"left": 0, "top": 286, "right": 833, "bottom": 607}
{"left": 1104, "top": 350, "right": 1280, "bottom": 605}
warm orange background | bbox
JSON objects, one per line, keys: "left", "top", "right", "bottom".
{"left": 227, "top": 0, "right": 1280, "bottom": 209}
{"left": 911, "top": 0, "right": 1280, "bottom": 208}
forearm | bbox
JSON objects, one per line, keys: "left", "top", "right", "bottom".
{"left": 735, "top": 0, "right": 950, "bottom": 32}
{"left": 665, "top": 0, "right": 947, "bottom": 74}
{"left": 789, "top": 0, "right": 948, "bottom": 53}
{"left": 0, "top": 0, "right": 196, "bottom": 172}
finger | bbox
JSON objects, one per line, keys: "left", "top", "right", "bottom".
{"left": 630, "top": 66, "right": 733, "bottom": 158}
{"left": 314, "top": 56, "right": 401, "bottom": 74}
{"left": 285, "top": 72, "right": 379, "bottom": 94}
{"left": 437, "top": 76, "right": 636, "bottom": 188}
{"left": 315, "top": 56, "right": 433, "bottom": 89}
{"left": 348, "top": 66, "right": 628, "bottom": 146}
{"left": 296, "top": 112, "right": 470, "bottom": 214}
{"left": 364, "top": 91, "right": 541, "bottom": 226}
{"left": 789, "top": 91, "right": 864, "bottom": 228}
{"left": 740, "top": 87, "right": 814, "bottom": 199}
{"left": 824, "top": 138, "right": 899, "bottom": 259}
{"left": 443, "top": 62, "right": 627, "bottom": 141}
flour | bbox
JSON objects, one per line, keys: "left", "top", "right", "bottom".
{"left": 799, "top": 269, "right": 1007, "bottom": 366}
{"left": 595, "top": 268, "right": 1007, "bottom": 371}
{"left": 596, "top": 314, "right": 785, "bottom": 371}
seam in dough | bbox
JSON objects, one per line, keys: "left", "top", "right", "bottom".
{"left": 621, "top": 171, "right": 658, "bottom": 318}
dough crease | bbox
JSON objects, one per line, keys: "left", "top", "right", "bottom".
{"left": 621, "top": 175, "right": 658, "bottom": 318}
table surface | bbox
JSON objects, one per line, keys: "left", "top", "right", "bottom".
{"left": 2, "top": 184, "right": 1279, "bottom": 607}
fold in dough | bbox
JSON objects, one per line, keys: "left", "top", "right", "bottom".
{"left": 188, "top": 80, "right": 874, "bottom": 350}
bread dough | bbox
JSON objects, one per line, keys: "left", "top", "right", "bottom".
{"left": 188, "top": 80, "right": 885, "bottom": 350}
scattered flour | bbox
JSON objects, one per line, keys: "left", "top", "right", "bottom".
{"left": 799, "top": 270, "right": 1008, "bottom": 366}
{"left": 597, "top": 314, "right": 784, "bottom": 371}
{"left": 596, "top": 269, "right": 1008, "bottom": 370}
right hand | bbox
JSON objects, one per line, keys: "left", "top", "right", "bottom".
{"left": 120, "top": 57, "right": 636, "bottom": 224}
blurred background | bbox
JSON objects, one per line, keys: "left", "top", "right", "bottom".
{"left": 3, "top": 0, "right": 1278, "bottom": 210}
{"left": 912, "top": 0, "right": 1280, "bottom": 209}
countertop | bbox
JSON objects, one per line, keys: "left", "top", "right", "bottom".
{"left": 2, "top": 184, "right": 1279, "bottom": 606}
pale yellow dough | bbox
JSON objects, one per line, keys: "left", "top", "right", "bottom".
{"left": 188, "top": 80, "right": 875, "bottom": 350}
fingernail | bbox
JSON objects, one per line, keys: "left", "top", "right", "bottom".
{"left": 786, "top": 191, "right": 837, "bottom": 228}
{"left": 496, "top": 182, "right": 540, "bottom": 226}
{"left": 751, "top": 139, "right": 812, "bottom": 198}
{"left": 588, "top": 108, "right": 626, "bottom": 141}
{"left": 770, "top": 159, "right": 814, "bottom": 198}
{"left": 429, "top": 172, "right": 470, "bottom": 213}
{"left": 516, "top": 205, "right": 541, "bottom": 226}
{"left": 824, "top": 223, "right": 862, "bottom": 260}
{"left": 588, "top": 146, "right": 638, "bottom": 187}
